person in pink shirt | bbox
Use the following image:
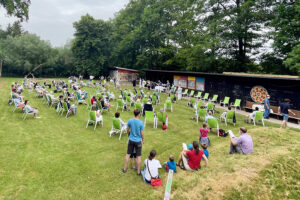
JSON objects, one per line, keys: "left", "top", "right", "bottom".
{"left": 199, "top": 122, "right": 210, "bottom": 147}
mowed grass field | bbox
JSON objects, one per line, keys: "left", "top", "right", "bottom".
{"left": 0, "top": 77, "right": 299, "bottom": 200}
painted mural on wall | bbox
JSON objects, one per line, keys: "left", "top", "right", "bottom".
{"left": 250, "top": 86, "right": 269, "bottom": 103}
{"left": 173, "top": 75, "right": 205, "bottom": 91}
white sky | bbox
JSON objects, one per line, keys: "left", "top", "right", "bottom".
{"left": 0, "top": 0, "right": 129, "bottom": 47}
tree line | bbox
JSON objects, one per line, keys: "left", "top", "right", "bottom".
{"left": 1, "top": 0, "right": 299, "bottom": 78}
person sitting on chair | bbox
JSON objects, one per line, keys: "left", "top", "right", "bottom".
{"left": 143, "top": 99, "right": 153, "bottom": 116}
{"left": 24, "top": 100, "right": 39, "bottom": 118}
{"left": 249, "top": 107, "right": 259, "bottom": 122}
{"left": 205, "top": 111, "right": 215, "bottom": 123}
{"left": 99, "top": 97, "right": 110, "bottom": 112}
{"left": 115, "top": 112, "right": 127, "bottom": 129}
{"left": 220, "top": 107, "right": 232, "bottom": 119}
{"left": 64, "top": 98, "right": 77, "bottom": 116}
{"left": 91, "top": 104, "right": 103, "bottom": 124}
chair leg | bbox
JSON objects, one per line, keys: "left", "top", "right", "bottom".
{"left": 94, "top": 122, "right": 97, "bottom": 131}
{"left": 86, "top": 120, "right": 89, "bottom": 128}
{"left": 262, "top": 119, "right": 265, "bottom": 127}
{"left": 119, "top": 130, "right": 122, "bottom": 140}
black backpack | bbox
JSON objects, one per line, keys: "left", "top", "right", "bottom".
{"left": 218, "top": 129, "right": 228, "bottom": 137}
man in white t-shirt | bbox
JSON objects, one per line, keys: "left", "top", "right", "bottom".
{"left": 141, "top": 150, "right": 162, "bottom": 183}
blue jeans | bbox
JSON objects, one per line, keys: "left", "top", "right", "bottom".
{"left": 263, "top": 108, "right": 270, "bottom": 118}
{"left": 282, "top": 113, "right": 289, "bottom": 121}
{"left": 141, "top": 170, "right": 151, "bottom": 184}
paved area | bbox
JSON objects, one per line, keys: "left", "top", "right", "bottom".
{"left": 215, "top": 105, "right": 300, "bottom": 130}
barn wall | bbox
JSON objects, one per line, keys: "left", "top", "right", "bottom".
{"left": 145, "top": 71, "right": 300, "bottom": 110}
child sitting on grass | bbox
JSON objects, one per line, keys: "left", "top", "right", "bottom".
{"left": 199, "top": 122, "right": 210, "bottom": 147}
{"left": 163, "top": 155, "right": 177, "bottom": 173}
{"left": 201, "top": 143, "right": 209, "bottom": 160}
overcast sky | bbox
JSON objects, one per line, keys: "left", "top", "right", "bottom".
{"left": 0, "top": 0, "right": 129, "bottom": 47}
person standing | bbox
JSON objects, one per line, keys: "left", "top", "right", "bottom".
{"left": 263, "top": 95, "right": 271, "bottom": 119}
{"left": 278, "top": 99, "right": 296, "bottom": 128}
{"left": 177, "top": 84, "right": 182, "bottom": 100}
{"left": 123, "top": 109, "right": 145, "bottom": 175}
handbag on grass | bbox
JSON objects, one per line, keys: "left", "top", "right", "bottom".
{"left": 147, "top": 160, "right": 163, "bottom": 187}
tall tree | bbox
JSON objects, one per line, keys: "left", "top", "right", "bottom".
{"left": 72, "top": 14, "right": 112, "bottom": 76}
{"left": 271, "top": 1, "right": 300, "bottom": 58}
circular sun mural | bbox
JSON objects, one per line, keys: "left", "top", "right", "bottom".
{"left": 250, "top": 86, "right": 269, "bottom": 103}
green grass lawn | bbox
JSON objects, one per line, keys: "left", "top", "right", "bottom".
{"left": 0, "top": 77, "right": 299, "bottom": 200}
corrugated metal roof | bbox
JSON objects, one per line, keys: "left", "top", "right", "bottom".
{"left": 110, "top": 67, "right": 138, "bottom": 72}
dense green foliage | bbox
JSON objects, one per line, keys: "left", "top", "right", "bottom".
{"left": 71, "top": 15, "right": 112, "bottom": 76}
{"left": 1, "top": 0, "right": 300, "bottom": 77}
{"left": 0, "top": 0, "right": 31, "bottom": 21}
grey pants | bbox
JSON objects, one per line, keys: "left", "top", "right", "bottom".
{"left": 229, "top": 138, "right": 243, "bottom": 154}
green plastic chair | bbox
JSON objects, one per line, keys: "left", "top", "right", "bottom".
{"left": 144, "top": 111, "right": 157, "bottom": 129}
{"left": 220, "top": 111, "right": 235, "bottom": 126}
{"left": 76, "top": 93, "right": 86, "bottom": 105}
{"left": 98, "top": 100, "right": 109, "bottom": 113}
{"left": 110, "top": 118, "right": 126, "bottom": 140}
{"left": 196, "top": 92, "right": 202, "bottom": 99}
{"left": 207, "top": 118, "right": 219, "bottom": 136}
{"left": 135, "top": 102, "right": 142, "bottom": 110}
{"left": 86, "top": 111, "right": 103, "bottom": 130}
{"left": 220, "top": 97, "right": 230, "bottom": 107}
{"left": 254, "top": 112, "right": 265, "bottom": 126}
{"left": 196, "top": 108, "right": 207, "bottom": 123}
{"left": 210, "top": 95, "right": 218, "bottom": 103}
{"left": 22, "top": 107, "right": 35, "bottom": 120}
{"left": 170, "top": 94, "right": 176, "bottom": 103}
{"left": 182, "top": 89, "right": 188, "bottom": 97}
{"left": 61, "top": 102, "right": 71, "bottom": 118}
{"left": 190, "top": 98, "right": 196, "bottom": 106}
{"left": 231, "top": 99, "right": 241, "bottom": 110}
{"left": 126, "top": 96, "right": 132, "bottom": 107}
{"left": 47, "top": 95, "right": 53, "bottom": 107}
{"left": 152, "top": 95, "right": 158, "bottom": 105}
{"left": 189, "top": 90, "right": 195, "bottom": 97}
{"left": 116, "top": 99, "right": 124, "bottom": 112}
{"left": 202, "top": 93, "right": 209, "bottom": 101}
{"left": 86, "top": 97, "right": 92, "bottom": 110}
{"left": 206, "top": 102, "right": 214, "bottom": 113}
{"left": 156, "top": 112, "right": 168, "bottom": 128}
{"left": 164, "top": 100, "right": 173, "bottom": 112}
{"left": 142, "top": 98, "right": 148, "bottom": 105}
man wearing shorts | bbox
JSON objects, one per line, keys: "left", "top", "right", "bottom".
{"left": 123, "top": 109, "right": 144, "bottom": 175}
{"left": 278, "top": 99, "right": 296, "bottom": 128}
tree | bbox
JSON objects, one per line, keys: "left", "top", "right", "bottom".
{"left": 271, "top": 1, "right": 300, "bottom": 57}
{"left": 2, "top": 33, "right": 53, "bottom": 76}
{"left": 72, "top": 14, "right": 112, "bottom": 76}
{"left": 0, "top": 0, "right": 31, "bottom": 21}
{"left": 284, "top": 44, "right": 300, "bottom": 75}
